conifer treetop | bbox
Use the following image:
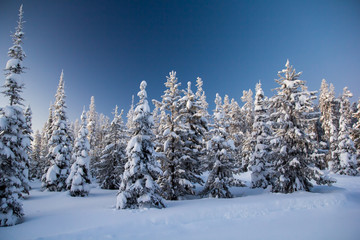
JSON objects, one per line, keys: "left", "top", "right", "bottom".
{"left": 3, "top": 5, "right": 27, "bottom": 106}
{"left": 54, "top": 70, "right": 66, "bottom": 109}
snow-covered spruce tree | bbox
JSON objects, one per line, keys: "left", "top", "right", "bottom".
{"left": 178, "top": 81, "right": 208, "bottom": 176}
{"left": 328, "top": 84, "right": 341, "bottom": 163}
{"left": 319, "top": 79, "right": 330, "bottom": 142}
{"left": 240, "top": 131, "right": 254, "bottom": 172}
{"left": 87, "top": 97, "right": 97, "bottom": 146}
{"left": 201, "top": 94, "right": 243, "bottom": 198}
{"left": 126, "top": 95, "right": 135, "bottom": 131}
{"left": 116, "top": 81, "right": 165, "bottom": 209}
{"left": 240, "top": 89, "right": 254, "bottom": 171}
{"left": 194, "top": 77, "right": 211, "bottom": 172}
{"left": 228, "top": 98, "right": 245, "bottom": 147}
{"left": 319, "top": 79, "right": 341, "bottom": 164}
{"left": 23, "top": 105, "right": 33, "bottom": 181}
{"left": 151, "top": 99, "right": 168, "bottom": 171}
{"left": 0, "top": 105, "right": 29, "bottom": 226}
{"left": 0, "top": 5, "right": 30, "bottom": 226}
{"left": 156, "top": 71, "right": 202, "bottom": 200}
{"left": 241, "top": 89, "right": 254, "bottom": 134}
{"left": 155, "top": 71, "right": 184, "bottom": 200}
{"left": 269, "top": 60, "right": 335, "bottom": 193}
{"left": 352, "top": 99, "right": 360, "bottom": 165}
{"left": 227, "top": 98, "right": 245, "bottom": 169}
{"left": 40, "top": 104, "right": 54, "bottom": 184}
{"left": 152, "top": 102, "right": 161, "bottom": 136}
{"left": 96, "top": 106, "right": 127, "bottom": 189}
{"left": 66, "top": 109, "right": 91, "bottom": 197}
{"left": 67, "top": 123, "right": 75, "bottom": 154}
{"left": 72, "top": 119, "right": 80, "bottom": 140}
{"left": 87, "top": 96, "right": 99, "bottom": 177}
{"left": 43, "top": 71, "right": 72, "bottom": 191}
{"left": 30, "top": 130, "right": 42, "bottom": 179}
{"left": 69, "top": 120, "right": 78, "bottom": 166}
{"left": 222, "top": 95, "right": 231, "bottom": 132}
{"left": 195, "top": 77, "right": 210, "bottom": 121}
{"left": 351, "top": 102, "right": 358, "bottom": 128}
{"left": 300, "top": 86, "right": 328, "bottom": 170}
{"left": 249, "top": 82, "right": 273, "bottom": 189}
{"left": 221, "top": 95, "right": 240, "bottom": 168}
{"left": 331, "top": 88, "right": 358, "bottom": 175}
{"left": 97, "top": 113, "right": 110, "bottom": 149}
{"left": 2, "top": 6, "right": 26, "bottom": 107}
{"left": 5, "top": 6, "right": 31, "bottom": 197}
{"left": 24, "top": 105, "right": 33, "bottom": 144}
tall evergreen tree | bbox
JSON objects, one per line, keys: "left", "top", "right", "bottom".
{"left": 23, "top": 105, "right": 33, "bottom": 182}
{"left": 178, "top": 81, "right": 208, "bottom": 177}
{"left": 241, "top": 89, "right": 254, "bottom": 134}
{"left": 299, "top": 85, "right": 327, "bottom": 170}
{"left": 151, "top": 99, "right": 167, "bottom": 166}
{"left": 195, "top": 77, "right": 210, "bottom": 120}
{"left": 97, "top": 113, "right": 110, "bottom": 149}
{"left": 249, "top": 82, "right": 273, "bottom": 188}
{"left": 328, "top": 84, "right": 341, "bottom": 163}
{"left": 40, "top": 104, "right": 54, "bottom": 184}
{"left": 156, "top": 71, "right": 202, "bottom": 200}
{"left": 269, "top": 60, "right": 334, "bottom": 193}
{"left": 43, "top": 71, "right": 72, "bottom": 191}
{"left": 30, "top": 130, "right": 42, "bottom": 179}
{"left": 2, "top": 6, "right": 26, "bottom": 107}
{"left": 319, "top": 79, "right": 330, "bottom": 142}
{"left": 116, "top": 81, "right": 165, "bottom": 209}
{"left": 228, "top": 98, "right": 245, "bottom": 147}
{"left": 331, "top": 88, "right": 358, "bottom": 175}
{"left": 222, "top": 94, "right": 231, "bottom": 132}
{"left": 152, "top": 102, "right": 161, "bottom": 136}
{"left": 0, "top": 5, "right": 30, "bottom": 226}
{"left": 24, "top": 105, "right": 33, "bottom": 141}
{"left": 156, "top": 71, "right": 184, "bottom": 200}
{"left": 195, "top": 77, "right": 211, "bottom": 170}
{"left": 66, "top": 109, "right": 91, "bottom": 196}
{"left": 87, "top": 96, "right": 99, "bottom": 177}
{"left": 201, "top": 94, "right": 243, "bottom": 198}
{"left": 97, "top": 106, "right": 127, "bottom": 189}
{"left": 87, "top": 97, "right": 97, "bottom": 145}
{"left": 319, "top": 79, "right": 341, "bottom": 164}
{"left": 227, "top": 98, "right": 245, "bottom": 169}
{"left": 126, "top": 95, "right": 135, "bottom": 131}
{"left": 352, "top": 99, "right": 360, "bottom": 166}
{"left": 351, "top": 102, "right": 358, "bottom": 129}
{"left": 240, "top": 89, "right": 254, "bottom": 171}
{"left": 72, "top": 119, "right": 80, "bottom": 140}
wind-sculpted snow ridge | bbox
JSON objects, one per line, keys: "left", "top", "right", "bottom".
{"left": 1, "top": 174, "right": 359, "bottom": 240}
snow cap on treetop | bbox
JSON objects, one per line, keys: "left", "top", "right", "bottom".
{"left": 169, "top": 70, "right": 176, "bottom": 79}
{"left": 140, "top": 80, "right": 147, "bottom": 90}
{"left": 81, "top": 107, "right": 86, "bottom": 121}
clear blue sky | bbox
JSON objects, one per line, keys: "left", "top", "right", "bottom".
{"left": 1, "top": 0, "right": 359, "bottom": 131}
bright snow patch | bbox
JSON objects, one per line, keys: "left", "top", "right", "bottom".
{"left": 5, "top": 59, "right": 19, "bottom": 70}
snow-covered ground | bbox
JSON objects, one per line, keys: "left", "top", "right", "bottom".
{"left": 1, "top": 172, "right": 360, "bottom": 240}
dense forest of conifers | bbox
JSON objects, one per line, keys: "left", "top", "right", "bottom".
{"left": 1, "top": 5, "right": 359, "bottom": 227}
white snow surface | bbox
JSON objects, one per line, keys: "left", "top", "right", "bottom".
{"left": 1, "top": 173, "right": 360, "bottom": 240}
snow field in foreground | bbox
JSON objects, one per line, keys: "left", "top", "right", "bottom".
{"left": 1, "top": 173, "right": 360, "bottom": 240}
